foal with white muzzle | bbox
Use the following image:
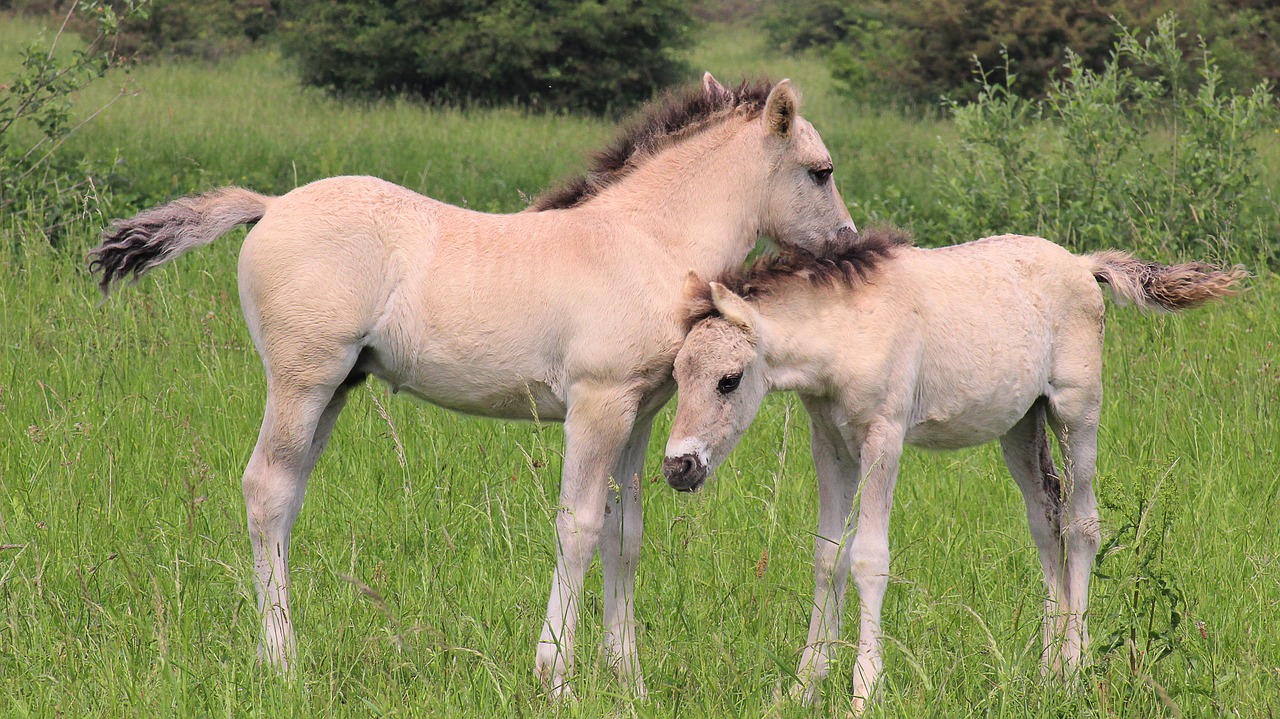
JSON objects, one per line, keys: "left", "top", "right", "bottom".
{"left": 664, "top": 228, "right": 1243, "bottom": 713}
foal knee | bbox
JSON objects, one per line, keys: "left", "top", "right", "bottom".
{"left": 1066, "top": 514, "right": 1101, "bottom": 555}
{"left": 849, "top": 544, "right": 889, "bottom": 597}
{"left": 555, "top": 504, "right": 605, "bottom": 567}
{"left": 243, "top": 464, "right": 302, "bottom": 525}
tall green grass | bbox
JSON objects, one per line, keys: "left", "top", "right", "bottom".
{"left": 1, "top": 14, "right": 1278, "bottom": 718}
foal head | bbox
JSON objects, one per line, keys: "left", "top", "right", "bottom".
{"left": 663, "top": 283, "right": 769, "bottom": 491}
{"left": 746, "top": 77, "right": 859, "bottom": 253}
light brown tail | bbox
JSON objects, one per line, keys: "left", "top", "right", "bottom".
{"left": 89, "top": 187, "right": 273, "bottom": 296}
{"left": 1085, "top": 250, "right": 1247, "bottom": 311}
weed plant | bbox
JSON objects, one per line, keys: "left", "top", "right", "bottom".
{"left": 941, "top": 16, "right": 1277, "bottom": 264}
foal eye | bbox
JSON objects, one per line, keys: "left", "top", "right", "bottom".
{"left": 717, "top": 373, "right": 742, "bottom": 394}
{"left": 809, "top": 166, "right": 833, "bottom": 184}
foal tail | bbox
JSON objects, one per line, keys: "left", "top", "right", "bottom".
{"left": 1085, "top": 250, "right": 1247, "bottom": 312}
{"left": 89, "top": 187, "right": 274, "bottom": 297}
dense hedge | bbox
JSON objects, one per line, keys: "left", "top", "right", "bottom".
{"left": 280, "top": 0, "right": 693, "bottom": 115}
{"left": 108, "top": 0, "right": 280, "bottom": 60}
{"left": 10, "top": 0, "right": 285, "bottom": 61}
{"left": 764, "top": 0, "right": 1280, "bottom": 102}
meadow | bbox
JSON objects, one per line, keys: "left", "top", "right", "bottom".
{"left": 1, "top": 16, "right": 1278, "bottom": 718}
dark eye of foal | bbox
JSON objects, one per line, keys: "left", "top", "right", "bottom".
{"left": 809, "top": 166, "right": 833, "bottom": 184}
{"left": 717, "top": 373, "right": 742, "bottom": 394}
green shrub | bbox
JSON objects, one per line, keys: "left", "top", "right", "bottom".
{"left": 280, "top": 0, "right": 693, "bottom": 115}
{"left": 828, "top": 0, "right": 1118, "bottom": 103}
{"left": 102, "top": 0, "right": 280, "bottom": 61}
{"left": 762, "top": 0, "right": 1280, "bottom": 104}
{"left": 5, "top": 0, "right": 280, "bottom": 62}
{"left": 760, "top": 0, "right": 866, "bottom": 52}
{"left": 938, "top": 16, "right": 1276, "bottom": 264}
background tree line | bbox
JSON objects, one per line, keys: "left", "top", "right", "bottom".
{"left": 2, "top": 0, "right": 692, "bottom": 114}
{"left": 4, "top": 0, "right": 1276, "bottom": 110}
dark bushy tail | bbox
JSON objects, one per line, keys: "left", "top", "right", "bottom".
{"left": 1085, "top": 250, "right": 1247, "bottom": 311}
{"left": 89, "top": 187, "right": 273, "bottom": 296}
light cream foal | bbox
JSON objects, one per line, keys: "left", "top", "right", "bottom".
{"left": 662, "top": 230, "right": 1243, "bottom": 712}
{"left": 89, "top": 75, "right": 858, "bottom": 696}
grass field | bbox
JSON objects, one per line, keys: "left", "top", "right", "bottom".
{"left": 2, "top": 15, "right": 1279, "bottom": 718}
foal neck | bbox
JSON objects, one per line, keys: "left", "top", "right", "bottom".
{"left": 754, "top": 291, "right": 841, "bottom": 394}
{"left": 589, "top": 117, "right": 767, "bottom": 280}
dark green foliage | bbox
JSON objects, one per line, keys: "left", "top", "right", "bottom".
{"left": 1116, "top": 0, "right": 1280, "bottom": 97}
{"left": 280, "top": 0, "right": 693, "bottom": 115}
{"left": 102, "top": 0, "right": 281, "bottom": 61}
{"left": 761, "top": 0, "right": 868, "bottom": 51}
{"left": 763, "top": 0, "right": 1280, "bottom": 103}
{"left": 689, "top": 0, "right": 760, "bottom": 24}
{"left": 889, "top": 0, "right": 1117, "bottom": 102}
{"left": 8, "top": 0, "right": 283, "bottom": 61}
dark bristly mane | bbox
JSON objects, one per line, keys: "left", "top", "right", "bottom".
{"left": 684, "top": 225, "right": 914, "bottom": 329}
{"left": 530, "top": 79, "right": 775, "bottom": 211}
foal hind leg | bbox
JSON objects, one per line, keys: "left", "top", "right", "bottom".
{"left": 244, "top": 353, "right": 362, "bottom": 671}
{"left": 999, "top": 399, "right": 1069, "bottom": 677}
{"left": 1047, "top": 393, "right": 1101, "bottom": 675}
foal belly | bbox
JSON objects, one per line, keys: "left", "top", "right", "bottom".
{"left": 905, "top": 386, "right": 1043, "bottom": 451}
{"left": 400, "top": 371, "right": 568, "bottom": 421}
{"left": 365, "top": 345, "right": 569, "bottom": 421}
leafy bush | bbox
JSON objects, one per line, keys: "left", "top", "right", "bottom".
{"left": 102, "top": 0, "right": 280, "bottom": 61}
{"left": 761, "top": 0, "right": 867, "bottom": 52}
{"left": 762, "top": 0, "right": 1280, "bottom": 104}
{"left": 280, "top": 0, "right": 692, "bottom": 115}
{"left": 6, "top": 0, "right": 278, "bottom": 61}
{"left": 1, "top": 1, "right": 141, "bottom": 245}
{"left": 830, "top": 0, "right": 1118, "bottom": 102}
{"left": 938, "top": 16, "right": 1276, "bottom": 263}
{"left": 1093, "top": 462, "right": 1187, "bottom": 679}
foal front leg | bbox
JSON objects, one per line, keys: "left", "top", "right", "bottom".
{"left": 794, "top": 406, "right": 859, "bottom": 704}
{"left": 847, "top": 420, "right": 904, "bottom": 714}
{"left": 599, "top": 415, "right": 655, "bottom": 697}
{"left": 536, "top": 385, "right": 638, "bottom": 697}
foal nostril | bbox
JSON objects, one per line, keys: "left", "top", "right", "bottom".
{"left": 663, "top": 453, "right": 707, "bottom": 491}
{"left": 661, "top": 455, "right": 685, "bottom": 480}
{"left": 836, "top": 225, "right": 859, "bottom": 246}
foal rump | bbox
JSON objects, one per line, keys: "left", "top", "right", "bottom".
{"left": 1085, "top": 250, "right": 1247, "bottom": 312}
{"left": 89, "top": 187, "right": 273, "bottom": 296}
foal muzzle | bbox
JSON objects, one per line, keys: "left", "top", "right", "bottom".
{"left": 834, "top": 224, "right": 859, "bottom": 247}
{"left": 663, "top": 453, "right": 707, "bottom": 492}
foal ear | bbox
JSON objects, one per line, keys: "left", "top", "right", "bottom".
{"left": 764, "top": 79, "right": 798, "bottom": 138}
{"left": 710, "top": 282, "right": 758, "bottom": 341}
{"left": 703, "top": 72, "right": 726, "bottom": 97}
{"left": 680, "top": 269, "right": 705, "bottom": 300}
